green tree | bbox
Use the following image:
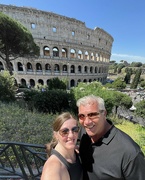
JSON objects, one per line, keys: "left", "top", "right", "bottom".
{"left": 130, "top": 69, "right": 141, "bottom": 89}
{"left": 124, "top": 68, "right": 132, "bottom": 84}
{"left": 112, "top": 77, "right": 126, "bottom": 90}
{"left": 71, "top": 81, "right": 131, "bottom": 115}
{"left": 71, "top": 81, "right": 114, "bottom": 114}
{"left": 130, "top": 62, "right": 142, "bottom": 67}
{"left": 117, "top": 64, "right": 125, "bottom": 73}
{"left": 0, "top": 12, "right": 40, "bottom": 75}
{"left": 140, "top": 80, "right": 145, "bottom": 89}
{"left": 48, "top": 77, "right": 66, "bottom": 90}
{"left": 112, "top": 91, "right": 132, "bottom": 114}
{"left": 0, "top": 71, "right": 16, "bottom": 102}
{"left": 135, "top": 100, "right": 145, "bottom": 119}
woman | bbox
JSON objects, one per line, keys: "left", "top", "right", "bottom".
{"left": 41, "top": 112, "right": 83, "bottom": 180}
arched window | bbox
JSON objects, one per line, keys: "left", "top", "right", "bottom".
{"left": 95, "top": 67, "right": 98, "bottom": 73}
{"left": 21, "top": 79, "right": 26, "bottom": 86}
{"left": 27, "top": 63, "right": 33, "bottom": 71}
{"left": 30, "top": 79, "right": 35, "bottom": 87}
{"left": 85, "top": 51, "right": 89, "bottom": 60}
{"left": 62, "top": 48, "right": 67, "bottom": 58}
{"left": 70, "top": 79, "right": 75, "bottom": 87}
{"left": 70, "top": 49, "right": 76, "bottom": 58}
{"left": 78, "top": 66, "right": 81, "bottom": 73}
{"left": 63, "top": 65, "right": 67, "bottom": 72}
{"left": 78, "top": 50, "right": 83, "bottom": 59}
{"left": 91, "top": 53, "right": 94, "bottom": 60}
{"left": 17, "top": 62, "right": 23, "bottom": 71}
{"left": 84, "top": 66, "right": 88, "bottom": 73}
{"left": 43, "top": 46, "right": 50, "bottom": 56}
{"left": 38, "top": 79, "right": 44, "bottom": 85}
{"left": 90, "top": 66, "right": 93, "bottom": 73}
{"left": 70, "top": 65, "right": 75, "bottom": 73}
{"left": 53, "top": 47, "right": 59, "bottom": 57}
{"left": 36, "top": 63, "right": 42, "bottom": 71}
{"left": 54, "top": 64, "right": 60, "bottom": 72}
{"left": 45, "top": 63, "right": 51, "bottom": 72}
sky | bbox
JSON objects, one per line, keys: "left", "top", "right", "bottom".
{"left": 0, "top": 0, "right": 145, "bottom": 64}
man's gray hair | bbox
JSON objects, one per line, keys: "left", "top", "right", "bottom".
{"left": 76, "top": 94, "right": 106, "bottom": 110}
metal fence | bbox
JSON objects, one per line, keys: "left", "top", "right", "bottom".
{"left": 0, "top": 142, "right": 47, "bottom": 180}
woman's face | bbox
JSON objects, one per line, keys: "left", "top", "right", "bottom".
{"left": 55, "top": 118, "right": 79, "bottom": 150}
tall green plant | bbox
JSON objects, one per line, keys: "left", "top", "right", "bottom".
{"left": 0, "top": 71, "right": 16, "bottom": 102}
{"left": 130, "top": 69, "right": 141, "bottom": 89}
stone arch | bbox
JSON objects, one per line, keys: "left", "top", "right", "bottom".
{"left": 54, "top": 64, "right": 60, "bottom": 72}
{"left": 21, "top": 79, "right": 26, "bottom": 86}
{"left": 62, "top": 48, "right": 67, "bottom": 58}
{"left": 90, "top": 66, "right": 93, "bottom": 73}
{"left": 70, "top": 49, "right": 76, "bottom": 58}
{"left": 91, "top": 52, "right": 94, "bottom": 60}
{"left": 17, "top": 62, "right": 23, "bottom": 71}
{"left": 70, "top": 65, "right": 75, "bottom": 73}
{"left": 27, "top": 62, "right": 33, "bottom": 71}
{"left": 78, "top": 50, "right": 83, "bottom": 59}
{"left": 30, "top": 79, "right": 35, "bottom": 87}
{"left": 43, "top": 46, "right": 50, "bottom": 56}
{"left": 38, "top": 79, "right": 44, "bottom": 85}
{"left": 85, "top": 51, "right": 89, "bottom": 60}
{"left": 36, "top": 63, "right": 42, "bottom": 71}
{"left": 78, "top": 65, "right": 82, "bottom": 73}
{"left": 84, "top": 66, "right": 88, "bottom": 73}
{"left": 70, "top": 79, "right": 75, "bottom": 87}
{"left": 53, "top": 47, "right": 59, "bottom": 57}
{"left": 45, "top": 63, "right": 51, "bottom": 72}
{"left": 63, "top": 65, "right": 67, "bottom": 72}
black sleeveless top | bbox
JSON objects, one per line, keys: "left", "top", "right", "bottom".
{"left": 51, "top": 149, "right": 82, "bottom": 180}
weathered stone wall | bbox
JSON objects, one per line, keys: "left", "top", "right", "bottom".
{"left": 0, "top": 4, "right": 114, "bottom": 88}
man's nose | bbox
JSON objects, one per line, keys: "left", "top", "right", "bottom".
{"left": 84, "top": 116, "right": 92, "bottom": 124}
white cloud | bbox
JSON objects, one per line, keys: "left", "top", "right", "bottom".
{"left": 111, "top": 53, "right": 145, "bottom": 63}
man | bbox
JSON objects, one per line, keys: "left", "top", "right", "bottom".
{"left": 77, "top": 94, "right": 145, "bottom": 180}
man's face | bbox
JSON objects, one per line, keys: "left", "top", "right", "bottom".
{"left": 78, "top": 102, "right": 106, "bottom": 142}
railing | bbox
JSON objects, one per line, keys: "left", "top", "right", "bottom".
{"left": 0, "top": 142, "right": 47, "bottom": 179}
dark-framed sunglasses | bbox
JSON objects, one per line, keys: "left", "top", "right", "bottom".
{"left": 59, "top": 126, "right": 80, "bottom": 137}
{"left": 78, "top": 111, "right": 104, "bottom": 121}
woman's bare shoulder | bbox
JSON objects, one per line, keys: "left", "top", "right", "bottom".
{"left": 41, "top": 155, "right": 68, "bottom": 180}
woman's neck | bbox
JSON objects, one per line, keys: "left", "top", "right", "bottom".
{"left": 54, "top": 144, "right": 76, "bottom": 163}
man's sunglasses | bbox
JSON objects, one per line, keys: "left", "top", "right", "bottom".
{"left": 78, "top": 111, "right": 104, "bottom": 121}
{"left": 59, "top": 126, "right": 80, "bottom": 137}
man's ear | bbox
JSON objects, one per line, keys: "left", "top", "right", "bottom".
{"left": 104, "top": 110, "right": 107, "bottom": 116}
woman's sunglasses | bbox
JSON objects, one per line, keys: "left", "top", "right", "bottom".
{"left": 59, "top": 126, "right": 80, "bottom": 137}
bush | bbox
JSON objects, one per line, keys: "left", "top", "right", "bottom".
{"left": 0, "top": 71, "right": 16, "bottom": 102}
{"left": 23, "top": 89, "right": 72, "bottom": 113}
{"left": 0, "top": 102, "right": 56, "bottom": 145}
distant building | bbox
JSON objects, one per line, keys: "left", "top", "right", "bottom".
{"left": 0, "top": 4, "right": 114, "bottom": 88}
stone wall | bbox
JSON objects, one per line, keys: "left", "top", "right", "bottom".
{"left": 0, "top": 4, "right": 114, "bottom": 88}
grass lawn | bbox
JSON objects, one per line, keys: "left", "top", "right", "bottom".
{"left": 115, "top": 120, "right": 145, "bottom": 154}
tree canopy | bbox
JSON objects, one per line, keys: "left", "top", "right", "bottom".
{"left": 0, "top": 12, "right": 40, "bottom": 75}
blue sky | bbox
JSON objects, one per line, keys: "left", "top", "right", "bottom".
{"left": 1, "top": 0, "right": 145, "bottom": 64}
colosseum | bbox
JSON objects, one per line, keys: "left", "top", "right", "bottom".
{"left": 0, "top": 4, "right": 114, "bottom": 88}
